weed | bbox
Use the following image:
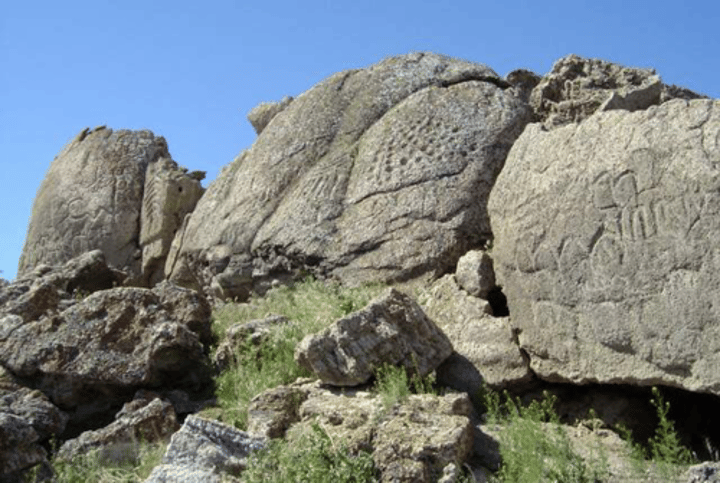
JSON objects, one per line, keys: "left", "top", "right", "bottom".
{"left": 483, "top": 390, "right": 608, "bottom": 483}
{"left": 242, "top": 422, "right": 377, "bottom": 482}
{"left": 209, "top": 277, "right": 385, "bottom": 429}
{"left": 46, "top": 441, "right": 166, "bottom": 483}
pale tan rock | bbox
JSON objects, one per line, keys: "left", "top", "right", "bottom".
{"left": 140, "top": 157, "right": 204, "bottom": 286}
{"left": 295, "top": 288, "right": 453, "bottom": 386}
{"left": 530, "top": 54, "right": 706, "bottom": 130}
{"left": 247, "top": 96, "right": 293, "bottom": 134}
{"left": 168, "top": 52, "right": 532, "bottom": 298}
{"left": 488, "top": 99, "right": 720, "bottom": 395}
{"left": 455, "top": 250, "right": 496, "bottom": 299}
{"left": 423, "top": 275, "right": 530, "bottom": 391}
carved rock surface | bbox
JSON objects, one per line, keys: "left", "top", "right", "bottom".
{"left": 144, "top": 415, "right": 266, "bottom": 483}
{"left": 166, "top": 52, "right": 531, "bottom": 297}
{"left": 57, "top": 395, "right": 179, "bottom": 462}
{"left": 295, "top": 288, "right": 454, "bottom": 386}
{"left": 423, "top": 275, "right": 530, "bottom": 391}
{"left": 19, "top": 127, "right": 203, "bottom": 285}
{"left": 530, "top": 54, "right": 707, "bottom": 129}
{"left": 488, "top": 99, "right": 720, "bottom": 395}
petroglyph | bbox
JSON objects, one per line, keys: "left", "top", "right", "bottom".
{"left": 489, "top": 99, "right": 720, "bottom": 394}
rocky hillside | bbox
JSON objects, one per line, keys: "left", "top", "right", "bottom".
{"left": 2, "top": 52, "right": 720, "bottom": 482}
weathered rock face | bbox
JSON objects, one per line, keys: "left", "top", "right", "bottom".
{"left": 247, "top": 96, "right": 294, "bottom": 135}
{"left": 18, "top": 127, "right": 203, "bottom": 285}
{"left": 455, "top": 250, "right": 496, "bottom": 299}
{"left": 488, "top": 99, "right": 720, "bottom": 395}
{"left": 144, "top": 415, "right": 267, "bottom": 483}
{"left": 295, "top": 288, "right": 454, "bottom": 386}
{"left": 0, "top": 366, "right": 67, "bottom": 481}
{"left": 422, "top": 275, "right": 531, "bottom": 392}
{"left": 1, "top": 252, "right": 213, "bottom": 427}
{"left": 248, "top": 379, "right": 474, "bottom": 483}
{"left": 57, "top": 394, "right": 179, "bottom": 462}
{"left": 140, "top": 157, "right": 205, "bottom": 286}
{"left": 530, "top": 54, "right": 707, "bottom": 130}
{"left": 166, "top": 52, "right": 532, "bottom": 298}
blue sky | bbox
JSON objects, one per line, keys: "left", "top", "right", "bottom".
{"left": 1, "top": 0, "right": 718, "bottom": 281}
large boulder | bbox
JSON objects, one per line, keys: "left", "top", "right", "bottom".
{"left": 0, "top": 253, "right": 213, "bottom": 420}
{"left": 488, "top": 99, "right": 720, "bottom": 395}
{"left": 295, "top": 288, "right": 454, "bottom": 386}
{"left": 18, "top": 127, "right": 203, "bottom": 285}
{"left": 166, "top": 52, "right": 532, "bottom": 298}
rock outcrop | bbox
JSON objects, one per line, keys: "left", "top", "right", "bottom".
{"left": 18, "top": 127, "right": 204, "bottom": 285}
{"left": 489, "top": 98, "right": 720, "bottom": 395}
{"left": 166, "top": 52, "right": 532, "bottom": 298}
{"left": 0, "top": 251, "right": 213, "bottom": 431}
{"left": 295, "top": 288, "right": 453, "bottom": 386}
{"left": 530, "top": 54, "right": 707, "bottom": 130}
{"left": 247, "top": 379, "right": 474, "bottom": 483}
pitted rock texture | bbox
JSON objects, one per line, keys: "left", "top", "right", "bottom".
{"left": 166, "top": 52, "right": 531, "bottom": 297}
{"left": 531, "top": 54, "right": 707, "bottom": 129}
{"left": 295, "top": 288, "right": 454, "bottom": 386}
{"left": 455, "top": 249, "right": 496, "bottom": 299}
{"left": 488, "top": 99, "right": 720, "bottom": 395}
{"left": 19, "top": 127, "right": 203, "bottom": 285}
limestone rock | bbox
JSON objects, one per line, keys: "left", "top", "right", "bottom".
{"left": 140, "top": 157, "right": 204, "bottom": 286}
{"left": 272, "top": 379, "right": 473, "bottom": 483}
{"left": 531, "top": 54, "right": 707, "bottom": 129}
{"left": 247, "top": 96, "right": 294, "bottom": 135}
{"left": 455, "top": 250, "right": 496, "bottom": 299}
{"left": 0, "top": 367, "right": 66, "bottom": 482}
{"left": 488, "top": 99, "right": 720, "bottom": 395}
{"left": 372, "top": 393, "right": 473, "bottom": 483}
{"left": 0, "top": 275, "right": 212, "bottom": 415}
{"left": 246, "top": 379, "right": 310, "bottom": 438}
{"left": 423, "top": 275, "right": 530, "bottom": 391}
{"left": 295, "top": 288, "right": 453, "bottom": 386}
{"left": 144, "top": 415, "right": 266, "bottom": 483}
{"left": 57, "top": 394, "right": 179, "bottom": 462}
{"left": 167, "top": 52, "right": 532, "bottom": 298}
{"left": 19, "top": 127, "right": 203, "bottom": 285}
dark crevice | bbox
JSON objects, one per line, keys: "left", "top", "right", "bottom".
{"left": 487, "top": 286, "right": 509, "bottom": 317}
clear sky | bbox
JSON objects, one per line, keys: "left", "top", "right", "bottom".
{"left": 1, "top": 0, "right": 718, "bottom": 281}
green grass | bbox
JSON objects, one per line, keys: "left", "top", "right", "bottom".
{"left": 242, "top": 422, "right": 377, "bottom": 483}
{"left": 483, "top": 390, "right": 609, "bottom": 483}
{"left": 206, "top": 277, "right": 385, "bottom": 429}
{"left": 38, "top": 441, "right": 166, "bottom": 483}
{"left": 616, "top": 386, "right": 696, "bottom": 480}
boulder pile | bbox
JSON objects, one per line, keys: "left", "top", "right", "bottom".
{"left": 3, "top": 52, "right": 720, "bottom": 482}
